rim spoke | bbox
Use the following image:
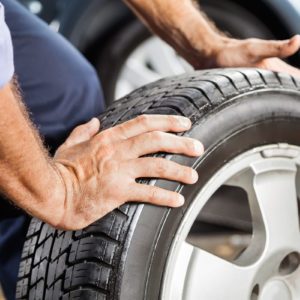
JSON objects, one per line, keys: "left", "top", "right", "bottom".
{"left": 179, "top": 242, "right": 254, "bottom": 299}
{"left": 226, "top": 169, "right": 264, "bottom": 229}
{"left": 164, "top": 146, "right": 300, "bottom": 299}
{"left": 226, "top": 169, "right": 266, "bottom": 265}
{"left": 252, "top": 159, "right": 300, "bottom": 251}
{"left": 120, "top": 58, "right": 161, "bottom": 88}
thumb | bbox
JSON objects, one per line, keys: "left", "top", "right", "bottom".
{"left": 246, "top": 35, "right": 300, "bottom": 63}
{"left": 64, "top": 118, "right": 100, "bottom": 147}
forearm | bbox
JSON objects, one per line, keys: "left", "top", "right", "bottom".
{"left": 123, "top": 0, "right": 222, "bottom": 67}
{"left": 0, "top": 81, "right": 64, "bottom": 224}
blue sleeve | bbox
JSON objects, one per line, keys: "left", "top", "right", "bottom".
{"left": 0, "top": 2, "right": 14, "bottom": 88}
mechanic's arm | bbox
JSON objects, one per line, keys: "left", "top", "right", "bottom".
{"left": 0, "top": 82, "right": 66, "bottom": 223}
{"left": 124, "top": 0, "right": 300, "bottom": 75}
{"left": 0, "top": 3, "right": 203, "bottom": 230}
{"left": 0, "top": 81, "right": 203, "bottom": 230}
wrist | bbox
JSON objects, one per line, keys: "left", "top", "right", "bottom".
{"left": 51, "top": 161, "right": 82, "bottom": 229}
{"left": 50, "top": 162, "right": 72, "bottom": 228}
{"left": 11, "top": 161, "right": 67, "bottom": 228}
{"left": 25, "top": 162, "right": 68, "bottom": 228}
{"left": 158, "top": 0, "right": 226, "bottom": 67}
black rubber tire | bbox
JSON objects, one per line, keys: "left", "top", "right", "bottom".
{"left": 16, "top": 68, "right": 300, "bottom": 299}
{"left": 97, "top": 0, "right": 274, "bottom": 105}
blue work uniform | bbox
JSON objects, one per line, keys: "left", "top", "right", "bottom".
{"left": 0, "top": 1, "right": 105, "bottom": 299}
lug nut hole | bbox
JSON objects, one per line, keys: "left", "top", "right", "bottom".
{"left": 251, "top": 284, "right": 259, "bottom": 300}
{"left": 279, "top": 251, "right": 300, "bottom": 276}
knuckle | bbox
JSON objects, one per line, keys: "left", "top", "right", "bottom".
{"left": 186, "top": 138, "right": 195, "bottom": 150}
{"left": 149, "top": 188, "right": 160, "bottom": 203}
{"left": 245, "top": 43, "right": 254, "bottom": 55}
{"left": 244, "top": 40, "right": 255, "bottom": 52}
{"left": 96, "top": 132, "right": 111, "bottom": 145}
{"left": 276, "top": 43, "right": 285, "bottom": 53}
{"left": 151, "top": 131, "right": 164, "bottom": 142}
{"left": 116, "top": 124, "right": 128, "bottom": 139}
{"left": 136, "top": 114, "right": 149, "bottom": 126}
{"left": 167, "top": 115, "right": 178, "bottom": 127}
{"left": 156, "top": 160, "right": 167, "bottom": 176}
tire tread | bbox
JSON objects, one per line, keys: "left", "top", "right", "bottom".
{"left": 16, "top": 68, "right": 300, "bottom": 299}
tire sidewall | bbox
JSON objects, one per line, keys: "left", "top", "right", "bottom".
{"left": 119, "top": 89, "right": 300, "bottom": 299}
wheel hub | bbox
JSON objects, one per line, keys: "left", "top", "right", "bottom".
{"left": 162, "top": 144, "right": 300, "bottom": 299}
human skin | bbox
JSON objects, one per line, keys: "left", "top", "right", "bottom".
{"left": 0, "top": 81, "right": 203, "bottom": 230}
{"left": 124, "top": 0, "right": 300, "bottom": 77}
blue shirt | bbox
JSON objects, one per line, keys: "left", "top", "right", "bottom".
{"left": 0, "top": 2, "right": 14, "bottom": 88}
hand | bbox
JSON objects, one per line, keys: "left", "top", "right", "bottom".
{"left": 195, "top": 35, "right": 300, "bottom": 78}
{"left": 53, "top": 115, "right": 203, "bottom": 230}
{"left": 256, "top": 57, "right": 300, "bottom": 79}
{"left": 122, "top": 0, "right": 300, "bottom": 77}
{"left": 210, "top": 35, "right": 300, "bottom": 68}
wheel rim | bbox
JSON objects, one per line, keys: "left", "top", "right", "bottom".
{"left": 115, "top": 37, "right": 192, "bottom": 100}
{"left": 162, "top": 144, "right": 300, "bottom": 300}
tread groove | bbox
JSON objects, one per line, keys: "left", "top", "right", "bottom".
{"left": 63, "top": 284, "right": 108, "bottom": 296}
{"left": 196, "top": 79, "right": 226, "bottom": 98}
{"left": 291, "top": 75, "right": 298, "bottom": 88}
{"left": 274, "top": 72, "right": 283, "bottom": 86}
{"left": 238, "top": 71, "right": 253, "bottom": 88}
{"left": 73, "top": 232, "right": 120, "bottom": 245}
{"left": 256, "top": 70, "right": 268, "bottom": 86}
{"left": 217, "top": 74, "right": 239, "bottom": 91}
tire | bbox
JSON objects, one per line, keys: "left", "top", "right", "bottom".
{"left": 97, "top": 0, "right": 274, "bottom": 105}
{"left": 17, "top": 68, "right": 300, "bottom": 299}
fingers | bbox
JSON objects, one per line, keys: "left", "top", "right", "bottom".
{"left": 98, "top": 115, "right": 192, "bottom": 143}
{"left": 128, "top": 183, "right": 185, "bottom": 207}
{"left": 128, "top": 157, "right": 198, "bottom": 184}
{"left": 119, "top": 131, "right": 204, "bottom": 159}
{"left": 64, "top": 118, "right": 100, "bottom": 147}
{"left": 246, "top": 35, "right": 300, "bottom": 62}
{"left": 257, "top": 57, "right": 300, "bottom": 79}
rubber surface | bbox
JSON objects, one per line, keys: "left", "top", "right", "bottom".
{"left": 16, "top": 68, "right": 300, "bottom": 299}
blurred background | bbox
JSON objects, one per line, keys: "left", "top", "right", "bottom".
{"left": 17, "top": 0, "right": 300, "bottom": 107}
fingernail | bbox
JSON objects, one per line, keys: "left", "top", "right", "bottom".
{"left": 90, "top": 117, "right": 98, "bottom": 123}
{"left": 89, "top": 118, "right": 100, "bottom": 127}
{"left": 192, "top": 170, "right": 199, "bottom": 183}
{"left": 178, "top": 194, "right": 185, "bottom": 206}
{"left": 193, "top": 140, "right": 204, "bottom": 154}
{"left": 176, "top": 116, "right": 191, "bottom": 128}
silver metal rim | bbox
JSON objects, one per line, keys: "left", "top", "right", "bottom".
{"left": 162, "top": 143, "right": 300, "bottom": 300}
{"left": 115, "top": 37, "right": 192, "bottom": 100}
